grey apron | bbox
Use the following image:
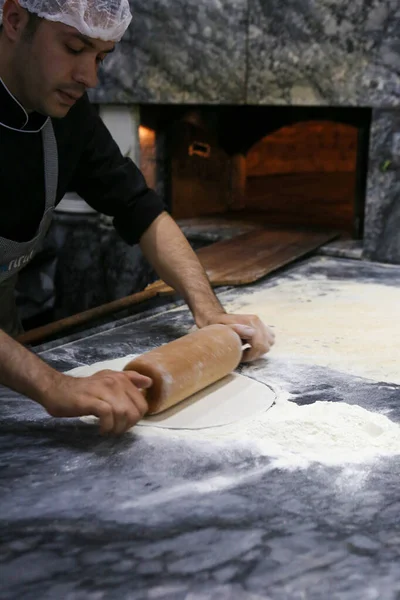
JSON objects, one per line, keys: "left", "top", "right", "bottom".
{"left": 0, "top": 120, "right": 59, "bottom": 337}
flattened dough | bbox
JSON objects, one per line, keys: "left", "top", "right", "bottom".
{"left": 67, "top": 355, "right": 138, "bottom": 378}
{"left": 139, "top": 373, "right": 276, "bottom": 430}
{"left": 68, "top": 357, "right": 276, "bottom": 431}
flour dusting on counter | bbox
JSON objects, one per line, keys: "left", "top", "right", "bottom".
{"left": 69, "top": 311, "right": 400, "bottom": 469}
{"left": 223, "top": 277, "right": 400, "bottom": 385}
{"left": 137, "top": 396, "right": 400, "bottom": 467}
{"left": 73, "top": 357, "right": 400, "bottom": 468}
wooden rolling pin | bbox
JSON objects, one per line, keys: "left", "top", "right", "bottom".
{"left": 124, "top": 324, "right": 243, "bottom": 415}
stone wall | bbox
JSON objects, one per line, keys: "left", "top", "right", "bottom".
{"left": 90, "top": 0, "right": 400, "bottom": 108}
{"left": 364, "top": 109, "right": 400, "bottom": 262}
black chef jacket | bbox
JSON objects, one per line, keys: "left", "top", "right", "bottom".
{"left": 0, "top": 78, "right": 165, "bottom": 244}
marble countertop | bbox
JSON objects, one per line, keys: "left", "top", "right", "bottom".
{"left": 1, "top": 257, "right": 400, "bottom": 599}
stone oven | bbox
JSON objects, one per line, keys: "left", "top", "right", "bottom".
{"left": 91, "top": 0, "right": 400, "bottom": 263}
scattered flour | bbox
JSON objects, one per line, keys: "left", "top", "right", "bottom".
{"left": 72, "top": 356, "right": 400, "bottom": 468}
{"left": 223, "top": 276, "right": 400, "bottom": 385}
{"left": 75, "top": 364, "right": 400, "bottom": 468}
{"left": 137, "top": 397, "right": 400, "bottom": 467}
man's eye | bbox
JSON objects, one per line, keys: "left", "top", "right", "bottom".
{"left": 67, "top": 46, "right": 83, "bottom": 55}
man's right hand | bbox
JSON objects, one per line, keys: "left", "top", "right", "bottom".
{"left": 37, "top": 370, "right": 152, "bottom": 436}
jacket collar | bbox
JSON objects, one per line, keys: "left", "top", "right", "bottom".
{"left": 0, "top": 77, "right": 49, "bottom": 133}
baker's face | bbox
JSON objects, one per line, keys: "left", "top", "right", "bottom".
{"left": 14, "top": 19, "right": 115, "bottom": 118}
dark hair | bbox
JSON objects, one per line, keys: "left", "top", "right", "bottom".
{"left": 22, "top": 12, "right": 42, "bottom": 40}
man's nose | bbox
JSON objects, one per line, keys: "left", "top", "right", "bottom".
{"left": 72, "top": 59, "right": 99, "bottom": 89}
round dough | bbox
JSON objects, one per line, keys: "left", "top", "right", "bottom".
{"left": 70, "top": 357, "right": 276, "bottom": 431}
{"left": 66, "top": 355, "right": 138, "bottom": 377}
{"left": 138, "top": 373, "right": 276, "bottom": 430}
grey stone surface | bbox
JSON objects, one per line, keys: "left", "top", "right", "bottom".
{"left": 318, "top": 239, "right": 364, "bottom": 260}
{"left": 90, "top": 0, "right": 248, "bottom": 104}
{"left": 364, "top": 109, "right": 400, "bottom": 263}
{"left": 245, "top": 0, "right": 400, "bottom": 107}
{"left": 2, "top": 257, "right": 400, "bottom": 598}
{"left": 48, "top": 214, "right": 155, "bottom": 319}
{"left": 89, "top": 0, "right": 400, "bottom": 107}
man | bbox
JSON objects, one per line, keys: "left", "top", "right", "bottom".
{"left": 0, "top": 0, "right": 275, "bottom": 435}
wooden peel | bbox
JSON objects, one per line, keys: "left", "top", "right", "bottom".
{"left": 17, "top": 227, "right": 337, "bottom": 346}
{"left": 124, "top": 324, "right": 243, "bottom": 415}
{"left": 17, "top": 287, "right": 161, "bottom": 346}
{"left": 145, "top": 228, "right": 339, "bottom": 294}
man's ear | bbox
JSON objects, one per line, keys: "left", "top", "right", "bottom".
{"left": 2, "top": 0, "right": 30, "bottom": 42}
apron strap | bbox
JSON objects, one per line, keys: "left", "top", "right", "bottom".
{"left": 0, "top": 120, "right": 59, "bottom": 336}
{"left": 42, "top": 119, "right": 59, "bottom": 210}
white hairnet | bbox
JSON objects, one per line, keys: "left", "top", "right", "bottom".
{"left": 0, "top": 0, "right": 132, "bottom": 42}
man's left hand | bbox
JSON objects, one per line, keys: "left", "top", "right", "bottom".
{"left": 200, "top": 313, "right": 276, "bottom": 363}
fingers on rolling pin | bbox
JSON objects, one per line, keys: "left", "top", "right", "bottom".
{"left": 123, "top": 324, "right": 242, "bottom": 415}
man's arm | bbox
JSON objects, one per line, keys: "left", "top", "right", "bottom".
{"left": 68, "top": 98, "right": 273, "bottom": 360}
{"left": 0, "top": 329, "right": 151, "bottom": 434}
{"left": 140, "top": 212, "right": 225, "bottom": 326}
{"left": 140, "top": 212, "right": 275, "bottom": 362}
{"left": 69, "top": 95, "right": 165, "bottom": 246}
